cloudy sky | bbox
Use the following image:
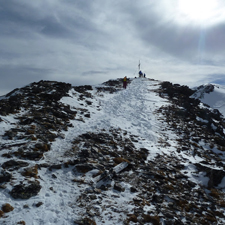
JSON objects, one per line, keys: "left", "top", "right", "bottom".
{"left": 1, "top": 0, "right": 225, "bottom": 95}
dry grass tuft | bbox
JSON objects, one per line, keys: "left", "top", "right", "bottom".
{"left": 17, "top": 221, "right": 26, "bottom": 225}
{"left": 22, "top": 165, "right": 38, "bottom": 178}
{"left": 113, "top": 157, "right": 130, "bottom": 165}
{"left": 142, "top": 215, "right": 160, "bottom": 225}
{"left": 210, "top": 188, "right": 223, "bottom": 199}
{"left": 2, "top": 203, "right": 14, "bottom": 213}
{"left": 126, "top": 214, "right": 138, "bottom": 223}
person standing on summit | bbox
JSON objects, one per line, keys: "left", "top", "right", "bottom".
{"left": 139, "top": 70, "right": 143, "bottom": 77}
{"left": 123, "top": 76, "right": 127, "bottom": 89}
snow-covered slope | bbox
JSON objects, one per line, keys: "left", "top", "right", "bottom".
{"left": 0, "top": 78, "right": 225, "bottom": 225}
{"left": 45, "top": 78, "right": 165, "bottom": 164}
{"left": 0, "top": 78, "right": 169, "bottom": 225}
{"left": 192, "top": 83, "right": 225, "bottom": 117}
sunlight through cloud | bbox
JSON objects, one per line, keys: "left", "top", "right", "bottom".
{"left": 177, "top": 0, "right": 225, "bottom": 26}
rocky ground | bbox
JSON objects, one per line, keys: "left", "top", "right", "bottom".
{"left": 0, "top": 78, "right": 225, "bottom": 224}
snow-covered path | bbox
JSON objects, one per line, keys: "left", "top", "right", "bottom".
{"left": 102, "top": 78, "right": 160, "bottom": 140}
{"left": 45, "top": 78, "right": 167, "bottom": 163}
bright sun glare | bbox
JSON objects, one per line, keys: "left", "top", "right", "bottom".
{"left": 177, "top": 0, "right": 224, "bottom": 25}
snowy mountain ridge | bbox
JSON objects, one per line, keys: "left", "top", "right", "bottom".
{"left": 0, "top": 78, "right": 225, "bottom": 224}
{"left": 192, "top": 83, "right": 225, "bottom": 117}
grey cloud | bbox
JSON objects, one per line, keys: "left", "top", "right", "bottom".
{"left": 205, "top": 23, "right": 225, "bottom": 52}
{"left": 120, "top": 1, "right": 225, "bottom": 65}
{"left": 135, "top": 19, "right": 202, "bottom": 61}
{"left": 0, "top": 65, "right": 52, "bottom": 95}
{"left": 82, "top": 70, "right": 108, "bottom": 76}
{"left": 0, "top": 0, "right": 225, "bottom": 96}
{"left": 0, "top": 0, "right": 97, "bottom": 39}
{"left": 208, "top": 74, "right": 225, "bottom": 85}
{"left": 38, "top": 17, "right": 72, "bottom": 37}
